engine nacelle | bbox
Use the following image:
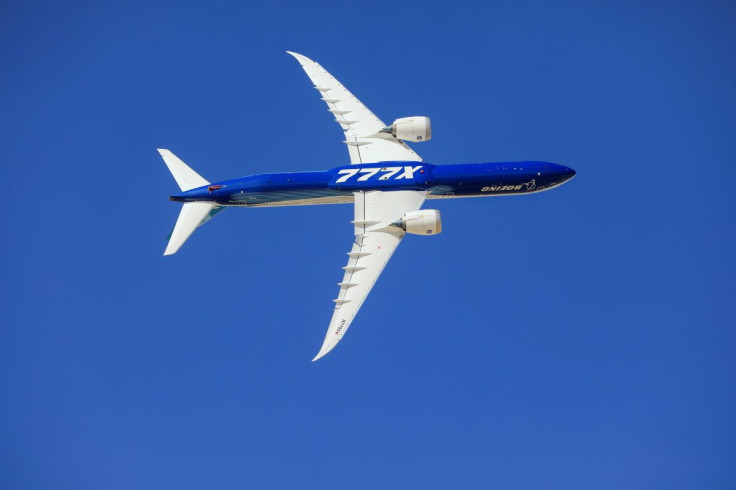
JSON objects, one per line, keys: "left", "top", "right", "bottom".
{"left": 386, "top": 116, "right": 432, "bottom": 142}
{"left": 395, "top": 209, "right": 442, "bottom": 235}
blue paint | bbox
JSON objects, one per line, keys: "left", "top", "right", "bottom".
{"left": 170, "top": 161, "right": 576, "bottom": 206}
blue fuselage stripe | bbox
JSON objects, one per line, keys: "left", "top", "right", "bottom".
{"left": 170, "top": 161, "right": 576, "bottom": 205}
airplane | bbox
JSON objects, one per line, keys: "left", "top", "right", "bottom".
{"left": 159, "top": 51, "right": 576, "bottom": 361}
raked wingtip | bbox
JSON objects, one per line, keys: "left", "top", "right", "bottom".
{"left": 286, "top": 51, "right": 310, "bottom": 64}
{"left": 311, "top": 339, "right": 336, "bottom": 362}
{"left": 311, "top": 348, "right": 329, "bottom": 362}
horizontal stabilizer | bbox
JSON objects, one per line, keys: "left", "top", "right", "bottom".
{"left": 164, "top": 202, "right": 216, "bottom": 255}
{"left": 158, "top": 149, "right": 209, "bottom": 191}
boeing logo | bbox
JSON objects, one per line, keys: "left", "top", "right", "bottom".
{"left": 481, "top": 179, "right": 536, "bottom": 192}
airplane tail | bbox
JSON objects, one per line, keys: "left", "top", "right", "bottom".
{"left": 158, "top": 149, "right": 225, "bottom": 255}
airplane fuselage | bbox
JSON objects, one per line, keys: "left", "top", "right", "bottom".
{"left": 171, "top": 161, "right": 576, "bottom": 207}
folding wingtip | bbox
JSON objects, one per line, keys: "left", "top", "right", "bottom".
{"left": 157, "top": 148, "right": 170, "bottom": 156}
{"left": 286, "top": 51, "right": 310, "bottom": 64}
{"left": 311, "top": 339, "right": 336, "bottom": 362}
{"left": 311, "top": 347, "right": 329, "bottom": 362}
{"left": 163, "top": 242, "right": 179, "bottom": 256}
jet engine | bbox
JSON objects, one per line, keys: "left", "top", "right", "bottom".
{"left": 384, "top": 116, "right": 432, "bottom": 142}
{"left": 394, "top": 209, "right": 442, "bottom": 235}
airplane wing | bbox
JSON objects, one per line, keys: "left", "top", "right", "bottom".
{"left": 287, "top": 51, "right": 421, "bottom": 164}
{"left": 313, "top": 190, "right": 426, "bottom": 361}
{"left": 287, "top": 52, "right": 427, "bottom": 360}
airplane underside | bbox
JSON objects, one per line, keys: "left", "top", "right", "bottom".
{"left": 159, "top": 52, "right": 575, "bottom": 361}
{"left": 209, "top": 182, "right": 569, "bottom": 208}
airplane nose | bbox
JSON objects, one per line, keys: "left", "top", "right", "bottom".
{"left": 545, "top": 163, "right": 576, "bottom": 182}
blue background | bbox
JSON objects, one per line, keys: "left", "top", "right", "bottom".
{"left": 2, "top": 1, "right": 735, "bottom": 488}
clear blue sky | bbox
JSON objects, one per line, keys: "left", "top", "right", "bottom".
{"left": 2, "top": 1, "right": 735, "bottom": 488}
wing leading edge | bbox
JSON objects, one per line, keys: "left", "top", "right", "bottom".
{"left": 287, "top": 51, "right": 421, "bottom": 164}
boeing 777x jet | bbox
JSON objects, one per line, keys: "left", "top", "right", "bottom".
{"left": 160, "top": 52, "right": 576, "bottom": 361}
